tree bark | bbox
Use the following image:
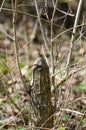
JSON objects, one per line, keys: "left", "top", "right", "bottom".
{"left": 30, "top": 54, "right": 53, "bottom": 129}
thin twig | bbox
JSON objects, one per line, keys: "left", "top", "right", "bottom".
{"left": 61, "top": 108, "right": 85, "bottom": 116}
{"left": 50, "top": 0, "right": 58, "bottom": 87}
{"left": 75, "top": 110, "right": 86, "bottom": 130}
{"left": 59, "top": 8, "right": 70, "bottom": 32}
{"left": 56, "top": 7, "right": 74, "bottom": 17}
{"left": 0, "top": 107, "right": 25, "bottom": 129}
{"left": 50, "top": 0, "right": 58, "bottom": 108}
{"left": 0, "top": 80, "right": 35, "bottom": 124}
{"left": 12, "top": 0, "right": 26, "bottom": 89}
{"left": 54, "top": 65, "right": 86, "bottom": 91}
{"left": 34, "top": 0, "right": 50, "bottom": 53}
{"left": 52, "top": 23, "right": 86, "bottom": 42}
{"left": 1, "top": 59, "right": 16, "bottom": 89}
{"left": 51, "top": 61, "right": 82, "bottom": 78}
{"left": 70, "top": 97, "right": 86, "bottom": 104}
{"left": 1, "top": 7, "right": 86, "bottom": 33}
{"left": 0, "top": 80, "right": 21, "bottom": 111}
{"left": 0, "top": 24, "right": 14, "bottom": 40}
{"left": 1, "top": 7, "right": 62, "bottom": 29}
{"left": 41, "top": 112, "right": 57, "bottom": 128}
{"left": 65, "top": 0, "right": 83, "bottom": 76}
{"left": 0, "top": 0, "right": 6, "bottom": 12}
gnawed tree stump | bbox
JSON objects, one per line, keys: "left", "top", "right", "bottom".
{"left": 30, "top": 54, "right": 53, "bottom": 129}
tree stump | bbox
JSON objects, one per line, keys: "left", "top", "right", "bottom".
{"left": 30, "top": 54, "right": 53, "bottom": 129}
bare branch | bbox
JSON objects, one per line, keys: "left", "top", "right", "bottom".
{"left": 65, "top": 0, "right": 83, "bottom": 76}
{"left": 34, "top": 0, "right": 50, "bottom": 53}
